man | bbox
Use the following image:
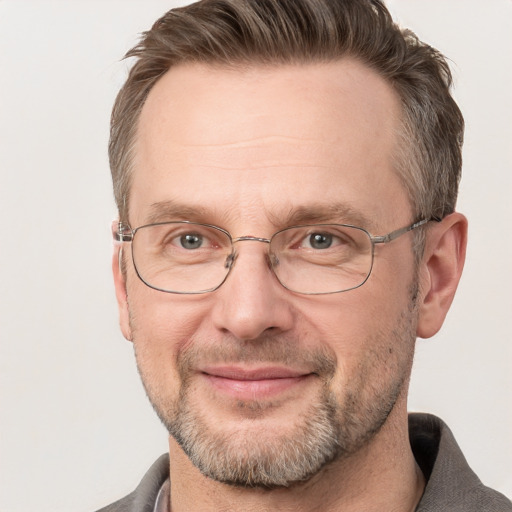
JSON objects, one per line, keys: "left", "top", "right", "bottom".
{"left": 100, "top": 0, "right": 511, "bottom": 510}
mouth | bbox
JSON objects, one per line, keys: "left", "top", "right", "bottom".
{"left": 200, "top": 365, "right": 314, "bottom": 401}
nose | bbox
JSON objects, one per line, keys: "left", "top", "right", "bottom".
{"left": 211, "top": 242, "right": 294, "bottom": 341}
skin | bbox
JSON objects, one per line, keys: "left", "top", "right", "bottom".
{"left": 113, "top": 60, "right": 467, "bottom": 511}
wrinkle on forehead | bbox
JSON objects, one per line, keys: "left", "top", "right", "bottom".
{"left": 176, "top": 134, "right": 323, "bottom": 149}
{"left": 158, "top": 137, "right": 340, "bottom": 174}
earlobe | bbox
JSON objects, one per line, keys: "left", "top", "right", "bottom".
{"left": 112, "top": 246, "right": 133, "bottom": 342}
{"left": 416, "top": 212, "right": 468, "bottom": 339}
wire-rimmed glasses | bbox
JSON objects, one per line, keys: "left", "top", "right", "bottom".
{"left": 113, "top": 218, "right": 434, "bottom": 295}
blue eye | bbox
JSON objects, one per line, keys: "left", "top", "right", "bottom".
{"left": 180, "top": 233, "right": 203, "bottom": 249}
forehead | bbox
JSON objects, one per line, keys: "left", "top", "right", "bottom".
{"left": 131, "top": 60, "right": 408, "bottom": 230}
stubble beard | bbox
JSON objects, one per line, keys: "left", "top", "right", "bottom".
{"left": 168, "top": 374, "right": 343, "bottom": 488}
{"left": 131, "top": 288, "right": 418, "bottom": 489}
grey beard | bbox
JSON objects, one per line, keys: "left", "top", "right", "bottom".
{"left": 167, "top": 383, "right": 342, "bottom": 488}
{"left": 154, "top": 363, "right": 403, "bottom": 489}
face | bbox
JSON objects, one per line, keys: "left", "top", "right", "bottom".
{"left": 115, "top": 60, "right": 420, "bottom": 487}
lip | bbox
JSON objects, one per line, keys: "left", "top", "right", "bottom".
{"left": 200, "top": 365, "right": 313, "bottom": 400}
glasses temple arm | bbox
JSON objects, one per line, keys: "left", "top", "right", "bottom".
{"left": 112, "top": 221, "right": 134, "bottom": 242}
{"left": 371, "top": 217, "right": 440, "bottom": 244}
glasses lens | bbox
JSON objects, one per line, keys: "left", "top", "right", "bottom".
{"left": 132, "top": 222, "right": 233, "bottom": 293}
{"left": 270, "top": 225, "right": 373, "bottom": 294}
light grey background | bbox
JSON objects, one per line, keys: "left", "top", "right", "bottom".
{"left": 0, "top": 1, "right": 510, "bottom": 511}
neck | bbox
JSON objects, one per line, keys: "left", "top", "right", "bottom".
{"left": 167, "top": 406, "right": 425, "bottom": 512}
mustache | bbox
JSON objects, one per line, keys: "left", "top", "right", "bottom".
{"left": 177, "top": 334, "right": 338, "bottom": 379}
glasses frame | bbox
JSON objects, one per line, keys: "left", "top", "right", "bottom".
{"left": 114, "top": 217, "right": 438, "bottom": 295}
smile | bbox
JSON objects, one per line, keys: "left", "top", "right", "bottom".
{"left": 200, "top": 366, "right": 314, "bottom": 401}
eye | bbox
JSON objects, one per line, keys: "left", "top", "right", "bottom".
{"left": 307, "top": 233, "right": 333, "bottom": 250}
{"left": 278, "top": 227, "right": 352, "bottom": 252}
{"left": 179, "top": 233, "right": 203, "bottom": 250}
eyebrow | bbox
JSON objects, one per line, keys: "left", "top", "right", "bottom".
{"left": 273, "top": 203, "right": 375, "bottom": 230}
{"left": 144, "top": 200, "right": 211, "bottom": 225}
{"left": 143, "top": 199, "right": 375, "bottom": 231}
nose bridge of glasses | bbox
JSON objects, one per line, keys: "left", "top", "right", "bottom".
{"left": 232, "top": 236, "right": 271, "bottom": 244}
{"left": 226, "top": 236, "right": 274, "bottom": 271}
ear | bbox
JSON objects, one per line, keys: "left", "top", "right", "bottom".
{"left": 416, "top": 212, "right": 468, "bottom": 339}
{"left": 112, "top": 244, "right": 133, "bottom": 342}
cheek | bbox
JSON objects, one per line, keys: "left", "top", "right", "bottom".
{"left": 300, "top": 274, "right": 416, "bottom": 371}
{"left": 126, "top": 276, "right": 211, "bottom": 371}
{"left": 302, "top": 284, "right": 404, "bottom": 343}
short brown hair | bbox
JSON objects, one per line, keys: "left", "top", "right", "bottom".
{"left": 109, "top": 0, "right": 464, "bottom": 226}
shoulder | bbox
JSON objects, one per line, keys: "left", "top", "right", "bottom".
{"left": 94, "top": 454, "right": 169, "bottom": 512}
{"left": 410, "top": 413, "right": 512, "bottom": 512}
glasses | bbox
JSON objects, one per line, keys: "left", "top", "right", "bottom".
{"left": 114, "top": 218, "right": 434, "bottom": 295}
